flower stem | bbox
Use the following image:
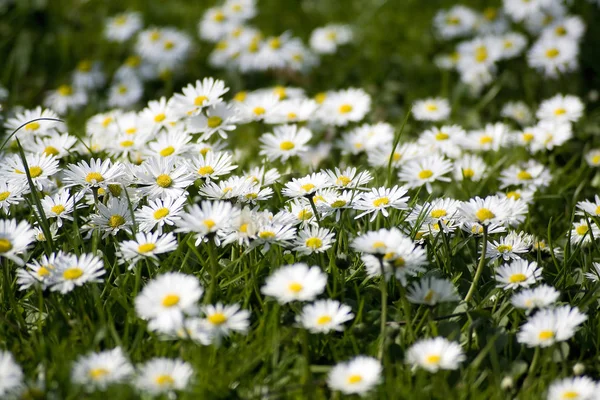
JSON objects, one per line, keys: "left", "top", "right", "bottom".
{"left": 205, "top": 238, "right": 219, "bottom": 304}
{"left": 464, "top": 226, "right": 488, "bottom": 304}
{"left": 378, "top": 258, "right": 388, "bottom": 361}
{"left": 307, "top": 195, "right": 321, "bottom": 225}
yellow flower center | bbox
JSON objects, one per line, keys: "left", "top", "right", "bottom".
{"left": 479, "top": 135, "right": 493, "bottom": 144}
{"left": 339, "top": 104, "right": 353, "bottom": 114}
{"left": 109, "top": 215, "right": 125, "bottom": 228}
{"left": 435, "top": 132, "right": 449, "bottom": 141}
{"left": 259, "top": 231, "right": 275, "bottom": 239}
{"left": 554, "top": 108, "right": 566, "bottom": 116}
{"left": 138, "top": 243, "right": 156, "bottom": 253}
{"left": 506, "top": 191, "right": 521, "bottom": 200}
{"left": 475, "top": 46, "right": 488, "bottom": 63}
{"left": 118, "top": 85, "right": 128, "bottom": 95}
{"left": 423, "top": 289, "right": 435, "bottom": 303}
{"left": 446, "top": 16, "right": 460, "bottom": 25}
{"left": 517, "top": 171, "right": 532, "bottom": 180}
{"left": 462, "top": 168, "right": 475, "bottom": 179}
{"left": 51, "top": 205, "right": 65, "bottom": 215}
{"left": 476, "top": 208, "right": 495, "bottom": 222}
{"left": 58, "top": 85, "right": 73, "bottom": 96}
{"left": 156, "top": 174, "right": 173, "bottom": 188}
{"left": 44, "top": 146, "right": 60, "bottom": 156}
{"left": 163, "top": 40, "right": 175, "bottom": 50}
{"left": 372, "top": 241, "right": 386, "bottom": 249}
{"left": 77, "top": 60, "right": 92, "bottom": 72}
{"left": 305, "top": 237, "right": 323, "bottom": 250}
{"left": 576, "top": 225, "right": 589, "bottom": 236}
{"left": 108, "top": 184, "right": 122, "bottom": 197}
{"left": 279, "top": 141, "right": 295, "bottom": 151}
{"left": 153, "top": 208, "right": 170, "bottom": 219}
{"left": 155, "top": 374, "right": 175, "bottom": 386}
{"left": 509, "top": 273, "right": 527, "bottom": 283}
{"left": 63, "top": 267, "right": 83, "bottom": 280}
{"left": 393, "top": 257, "right": 406, "bottom": 268}
{"left": 29, "top": 166, "right": 43, "bottom": 178}
{"left": 426, "top": 354, "right": 441, "bottom": 365}
{"left": 154, "top": 113, "right": 166, "bottom": 123}
{"left": 198, "top": 166, "right": 214, "bottom": 176}
{"left": 269, "top": 38, "right": 281, "bottom": 49}
{"left": 207, "top": 116, "right": 223, "bottom": 128}
{"left": 331, "top": 200, "right": 347, "bottom": 208}
{"left": 301, "top": 183, "right": 315, "bottom": 192}
{"left": 162, "top": 294, "right": 180, "bottom": 307}
{"left": 203, "top": 219, "right": 216, "bottom": 230}
{"left": 317, "top": 315, "right": 332, "bottom": 325}
{"left": 538, "top": 330, "right": 554, "bottom": 340}
{"left": 208, "top": 312, "right": 228, "bottom": 325}
{"left": 372, "top": 197, "right": 389, "bottom": 207}
{"left": 545, "top": 48, "right": 559, "bottom": 59}
{"left": 120, "top": 140, "right": 134, "bottom": 148}
{"left": 0, "top": 238, "right": 13, "bottom": 253}
{"left": 86, "top": 172, "right": 104, "bottom": 183}
{"left": 418, "top": 169, "right": 433, "bottom": 180}
{"left": 0, "top": 191, "right": 9, "bottom": 201}
{"left": 125, "top": 56, "right": 141, "bottom": 68}
{"left": 89, "top": 368, "right": 109, "bottom": 380}
{"left": 253, "top": 106, "right": 266, "bottom": 116}
{"left": 287, "top": 112, "right": 298, "bottom": 119}
{"left": 37, "top": 267, "right": 50, "bottom": 277}
{"left": 288, "top": 282, "right": 303, "bottom": 293}
{"left": 522, "top": 132, "right": 534, "bottom": 142}
{"left": 347, "top": 374, "right": 363, "bottom": 384}
{"left": 314, "top": 93, "right": 327, "bottom": 104}
{"left": 336, "top": 176, "right": 352, "bottom": 186}
{"left": 425, "top": 103, "right": 438, "bottom": 112}
{"left": 25, "top": 122, "right": 40, "bottom": 131}
{"left": 194, "top": 95, "right": 208, "bottom": 106}
{"left": 160, "top": 146, "right": 175, "bottom": 157}
{"left": 562, "top": 391, "right": 580, "bottom": 399}
{"left": 298, "top": 210, "right": 313, "bottom": 220}
{"left": 430, "top": 209, "right": 447, "bottom": 218}
{"left": 483, "top": 7, "right": 497, "bottom": 20}
{"left": 234, "top": 91, "right": 247, "bottom": 102}
{"left": 213, "top": 11, "right": 225, "bottom": 22}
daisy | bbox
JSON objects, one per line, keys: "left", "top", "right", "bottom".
{"left": 119, "top": 232, "right": 178, "bottom": 268}
{"left": 108, "top": 78, "right": 144, "bottom": 108}
{"left": 338, "top": 123, "right": 395, "bottom": 155}
{"left": 89, "top": 197, "right": 134, "bottom": 238}
{"left": 406, "top": 277, "right": 460, "bottom": 306}
{"left": 464, "top": 123, "right": 510, "bottom": 152}
{"left": 281, "top": 172, "right": 331, "bottom": 199}
{"left": 136, "top": 196, "right": 187, "bottom": 234}
{"left": 362, "top": 238, "right": 427, "bottom": 285}
{"left": 147, "top": 129, "right": 193, "bottom": 159}
{"left": 140, "top": 97, "right": 177, "bottom": 132}
{"left": 517, "top": 306, "right": 587, "bottom": 347}
{"left": 252, "top": 221, "right": 297, "bottom": 251}
{"left": 542, "top": 15, "right": 586, "bottom": 42}
{"left": 585, "top": 149, "right": 600, "bottom": 167}
{"left": 527, "top": 37, "right": 578, "bottom": 78}
{"left": 104, "top": 11, "right": 143, "bottom": 42}
{"left": 135, "top": 358, "right": 193, "bottom": 395}
{"left": 570, "top": 219, "right": 600, "bottom": 246}
{"left": 261, "top": 263, "right": 327, "bottom": 304}
{"left": 26, "top": 131, "right": 77, "bottom": 159}
{"left": 530, "top": 121, "right": 572, "bottom": 153}
{"left": 547, "top": 376, "right": 598, "bottom": 400}
{"left": 486, "top": 231, "right": 533, "bottom": 261}
{"left": 309, "top": 24, "right": 353, "bottom": 54}
{"left": 135, "top": 272, "right": 203, "bottom": 333}
{"left": 536, "top": 94, "right": 584, "bottom": 123}
{"left": 0, "top": 219, "right": 35, "bottom": 266}
{"left": 136, "top": 157, "right": 195, "bottom": 200}
{"left": 412, "top": 98, "right": 450, "bottom": 121}
{"left": 40, "top": 189, "right": 83, "bottom": 228}
{"left": 0, "top": 351, "right": 23, "bottom": 398}
{"left": 433, "top": 5, "right": 477, "bottom": 39}
{"left": 186, "top": 151, "right": 237, "bottom": 182}
{"left": 316, "top": 189, "right": 357, "bottom": 222}
{"left": 495, "top": 260, "right": 541, "bottom": 290}
{"left": 501, "top": 101, "right": 533, "bottom": 125}
{"left": 188, "top": 102, "right": 239, "bottom": 140}
{"left": 366, "top": 142, "right": 420, "bottom": 169}
{"left": 586, "top": 263, "right": 600, "bottom": 283}
{"left": 324, "top": 167, "right": 372, "bottom": 189}
{"left": 3, "top": 106, "right": 60, "bottom": 140}
{"left": 327, "top": 356, "right": 382, "bottom": 396}
{"left": 503, "top": 0, "right": 553, "bottom": 22}
{"left": 43, "top": 84, "right": 87, "bottom": 115}
{"left": 418, "top": 125, "right": 465, "bottom": 158}
{"left": 234, "top": 92, "right": 279, "bottom": 122}
{"left": 218, "top": 206, "right": 257, "bottom": 247}
{"left": 353, "top": 185, "right": 409, "bottom": 221}
{"left": 498, "top": 32, "right": 527, "bottom": 59}
{"left": 398, "top": 154, "right": 453, "bottom": 192}
{"left": 47, "top": 252, "right": 105, "bottom": 294}
{"left": 511, "top": 285, "right": 560, "bottom": 310}
{"left": 351, "top": 227, "right": 406, "bottom": 255}
{"left": 243, "top": 166, "right": 281, "bottom": 186}
{"left": 176, "top": 201, "right": 236, "bottom": 244}
{"left": 576, "top": 196, "right": 600, "bottom": 217}
{"left": 293, "top": 226, "right": 335, "bottom": 255}
{"left": 16, "top": 251, "right": 66, "bottom": 291}
{"left": 71, "top": 348, "right": 134, "bottom": 390}
{"left": 0, "top": 180, "right": 26, "bottom": 214}
{"left": 458, "top": 196, "right": 516, "bottom": 227}
{"left": 317, "top": 88, "right": 371, "bottom": 126}
{"left": 499, "top": 160, "right": 552, "bottom": 190}
{"left": 2, "top": 153, "right": 60, "bottom": 192}
{"left": 259, "top": 124, "right": 312, "bottom": 162}
{"left": 406, "top": 337, "right": 465, "bottom": 372}
{"left": 201, "top": 303, "right": 250, "bottom": 341}
{"left": 408, "top": 198, "right": 462, "bottom": 230}
{"left": 297, "top": 299, "right": 354, "bottom": 333}
{"left": 63, "top": 158, "right": 124, "bottom": 192}
{"left": 264, "top": 98, "right": 317, "bottom": 124}
{"left": 72, "top": 60, "right": 106, "bottom": 90}
{"left": 453, "top": 154, "right": 487, "bottom": 181}
{"left": 171, "top": 78, "right": 229, "bottom": 117}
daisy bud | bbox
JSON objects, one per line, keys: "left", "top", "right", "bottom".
{"left": 501, "top": 376, "right": 513, "bottom": 390}
{"left": 573, "top": 363, "right": 585, "bottom": 376}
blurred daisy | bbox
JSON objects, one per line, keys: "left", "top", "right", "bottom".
{"left": 0, "top": 351, "right": 23, "bottom": 398}
{"left": 547, "top": 376, "right": 598, "bottom": 400}
{"left": 201, "top": 303, "right": 250, "bottom": 341}
{"left": 406, "top": 337, "right": 465, "bottom": 372}
{"left": 259, "top": 124, "right": 312, "bottom": 162}
{"left": 16, "top": 251, "right": 66, "bottom": 290}
{"left": 261, "top": 263, "right": 327, "bottom": 304}
{"left": 135, "top": 358, "right": 193, "bottom": 395}
{"left": 135, "top": 272, "right": 203, "bottom": 333}
{"left": 0, "top": 219, "right": 35, "bottom": 266}
{"left": 317, "top": 88, "right": 371, "bottom": 126}
{"left": 71, "top": 348, "right": 134, "bottom": 390}
{"left": 511, "top": 285, "right": 560, "bottom": 310}
{"left": 0, "top": 181, "right": 26, "bottom": 214}
{"left": 527, "top": 37, "right": 578, "bottom": 78}
{"left": 297, "top": 299, "right": 354, "bottom": 333}
{"left": 433, "top": 5, "right": 477, "bottom": 39}
{"left": 176, "top": 201, "right": 236, "bottom": 244}
{"left": 536, "top": 94, "right": 584, "bottom": 123}
{"left": 43, "top": 84, "right": 87, "bottom": 115}
{"left": 406, "top": 277, "right": 460, "bottom": 306}
{"left": 293, "top": 226, "right": 335, "bottom": 255}
{"left": 72, "top": 60, "right": 106, "bottom": 90}
{"left": 309, "top": 24, "right": 352, "bottom": 54}
{"left": 585, "top": 149, "right": 600, "bottom": 167}
{"left": 412, "top": 98, "right": 450, "bottom": 121}
{"left": 398, "top": 154, "right": 453, "bottom": 192}
{"left": 517, "top": 306, "right": 587, "bottom": 347}
{"left": 107, "top": 78, "right": 143, "bottom": 108}
{"left": 501, "top": 101, "right": 533, "bottom": 125}
{"left": 327, "top": 356, "right": 381, "bottom": 396}
{"left": 104, "top": 12, "right": 143, "bottom": 42}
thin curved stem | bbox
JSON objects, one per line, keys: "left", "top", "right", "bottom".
{"left": 464, "top": 226, "right": 488, "bottom": 304}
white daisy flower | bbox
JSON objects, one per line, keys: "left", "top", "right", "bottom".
{"left": 464, "top": 123, "right": 510, "bottom": 152}
{"left": 63, "top": 158, "right": 124, "bottom": 192}
{"left": 0, "top": 219, "right": 35, "bottom": 266}
{"left": 2, "top": 153, "right": 60, "bottom": 192}
{"left": 201, "top": 303, "right": 251, "bottom": 342}
{"left": 43, "top": 84, "right": 87, "bottom": 115}
{"left": 135, "top": 358, "right": 193, "bottom": 395}
{"left": 499, "top": 160, "right": 552, "bottom": 190}
{"left": 40, "top": 189, "right": 84, "bottom": 228}
{"left": 412, "top": 97, "right": 451, "bottom": 121}
{"left": 136, "top": 156, "right": 195, "bottom": 200}
{"left": 495, "top": 260, "right": 541, "bottom": 290}
{"left": 309, "top": 24, "right": 353, "bottom": 54}
{"left": 3, "top": 106, "right": 60, "bottom": 140}
{"left": 398, "top": 154, "right": 453, "bottom": 192}
{"left": 486, "top": 231, "right": 533, "bottom": 261}
{"left": 135, "top": 196, "right": 187, "bottom": 234}
{"left": 16, "top": 251, "right": 66, "bottom": 290}
{"left": 317, "top": 88, "right": 371, "bottom": 126}
{"left": 104, "top": 12, "right": 143, "bottom": 42}
{"left": 261, "top": 263, "right": 327, "bottom": 304}
{"left": 293, "top": 226, "right": 335, "bottom": 255}
{"left": 406, "top": 337, "right": 465, "bottom": 372}
{"left": 547, "top": 376, "right": 598, "bottom": 400}
{"left": 585, "top": 149, "right": 600, "bottom": 167}
{"left": 47, "top": 252, "right": 105, "bottom": 294}
{"left": 176, "top": 201, "right": 236, "bottom": 245}
{"left": 89, "top": 197, "right": 134, "bottom": 238}
{"left": 570, "top": 219, "right": 600, "bottom": 246}
{"left": 281, "top": 172, "right": 331, "bottom": 199}
{"left": 135, "top": 272, "right": 203, "bottom": 333}
{"left": 0, "top": 351, "right": 23, "bottom": 398}
{"left": 501, "top": 101, "right": 533, "bottom": 125}
{"left": 297, "top": 299, "right": 354, "bottom": 333}
{"left": 25, "top": 131, "right": 77, "bottom": 159}
{"left": 459, "top": 195, "right": 517, "bottom": 227}
{"left": 406, "top": 277, "right": 460, "bottom": 306}
{"left": 353, "top": 185, "right": 409, "bottom": 221}
{"left": 0, "top": 180, "right": 26, "bottom": 214}
{"left": 527, "top": 37, "right": 578, "bottom": 78}
{"left": 119, "top": 232, "right": 179, "bottom": 268}
{"left": 107, "top": 77, "right": 143, "bottom": 108}
{"left": 188, "top": 102, "right": 239, "bottom": 141}
{"left": 586, "top": 263, "right": 600, "bottom": 283}
{"left": 71, "top": 348, "right": 134, "bottom": 390}
{"left": 327, "top": 356, "right": 382, "bottom": 396}
{"left": 235, "top": 92, "right": 279, "bottom": 122}
{"left": 517, "top": 306, "right": 587, "bottom": 347}
{"left": 186, "top": 151, "right": 237, "bottom": 182}
{"left": 72, "top": 60, "right": 106, "bottom": 90}
{"left": 511, "top": 285, "right": 560, "bottom": 310}
{"left": 576, "top": 195, "right": 600, "bottom": 217}
{"left": 537, "top": 94, "right": 584, "bottom": 123}
{"left": 324, "top": 167, "right": 372, "bottom": 189}
{"left": 453, "top": 154, "right": 487, "bottom": 181}
{"left": 259, "top": 124, "right": 312, "bottom": 162}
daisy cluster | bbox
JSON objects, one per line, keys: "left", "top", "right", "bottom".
{"left": 2, "top": 0, "right": 600, "bottom": 399}
{"left": 434, "top": 0, "right": 586, "bottom": 92}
